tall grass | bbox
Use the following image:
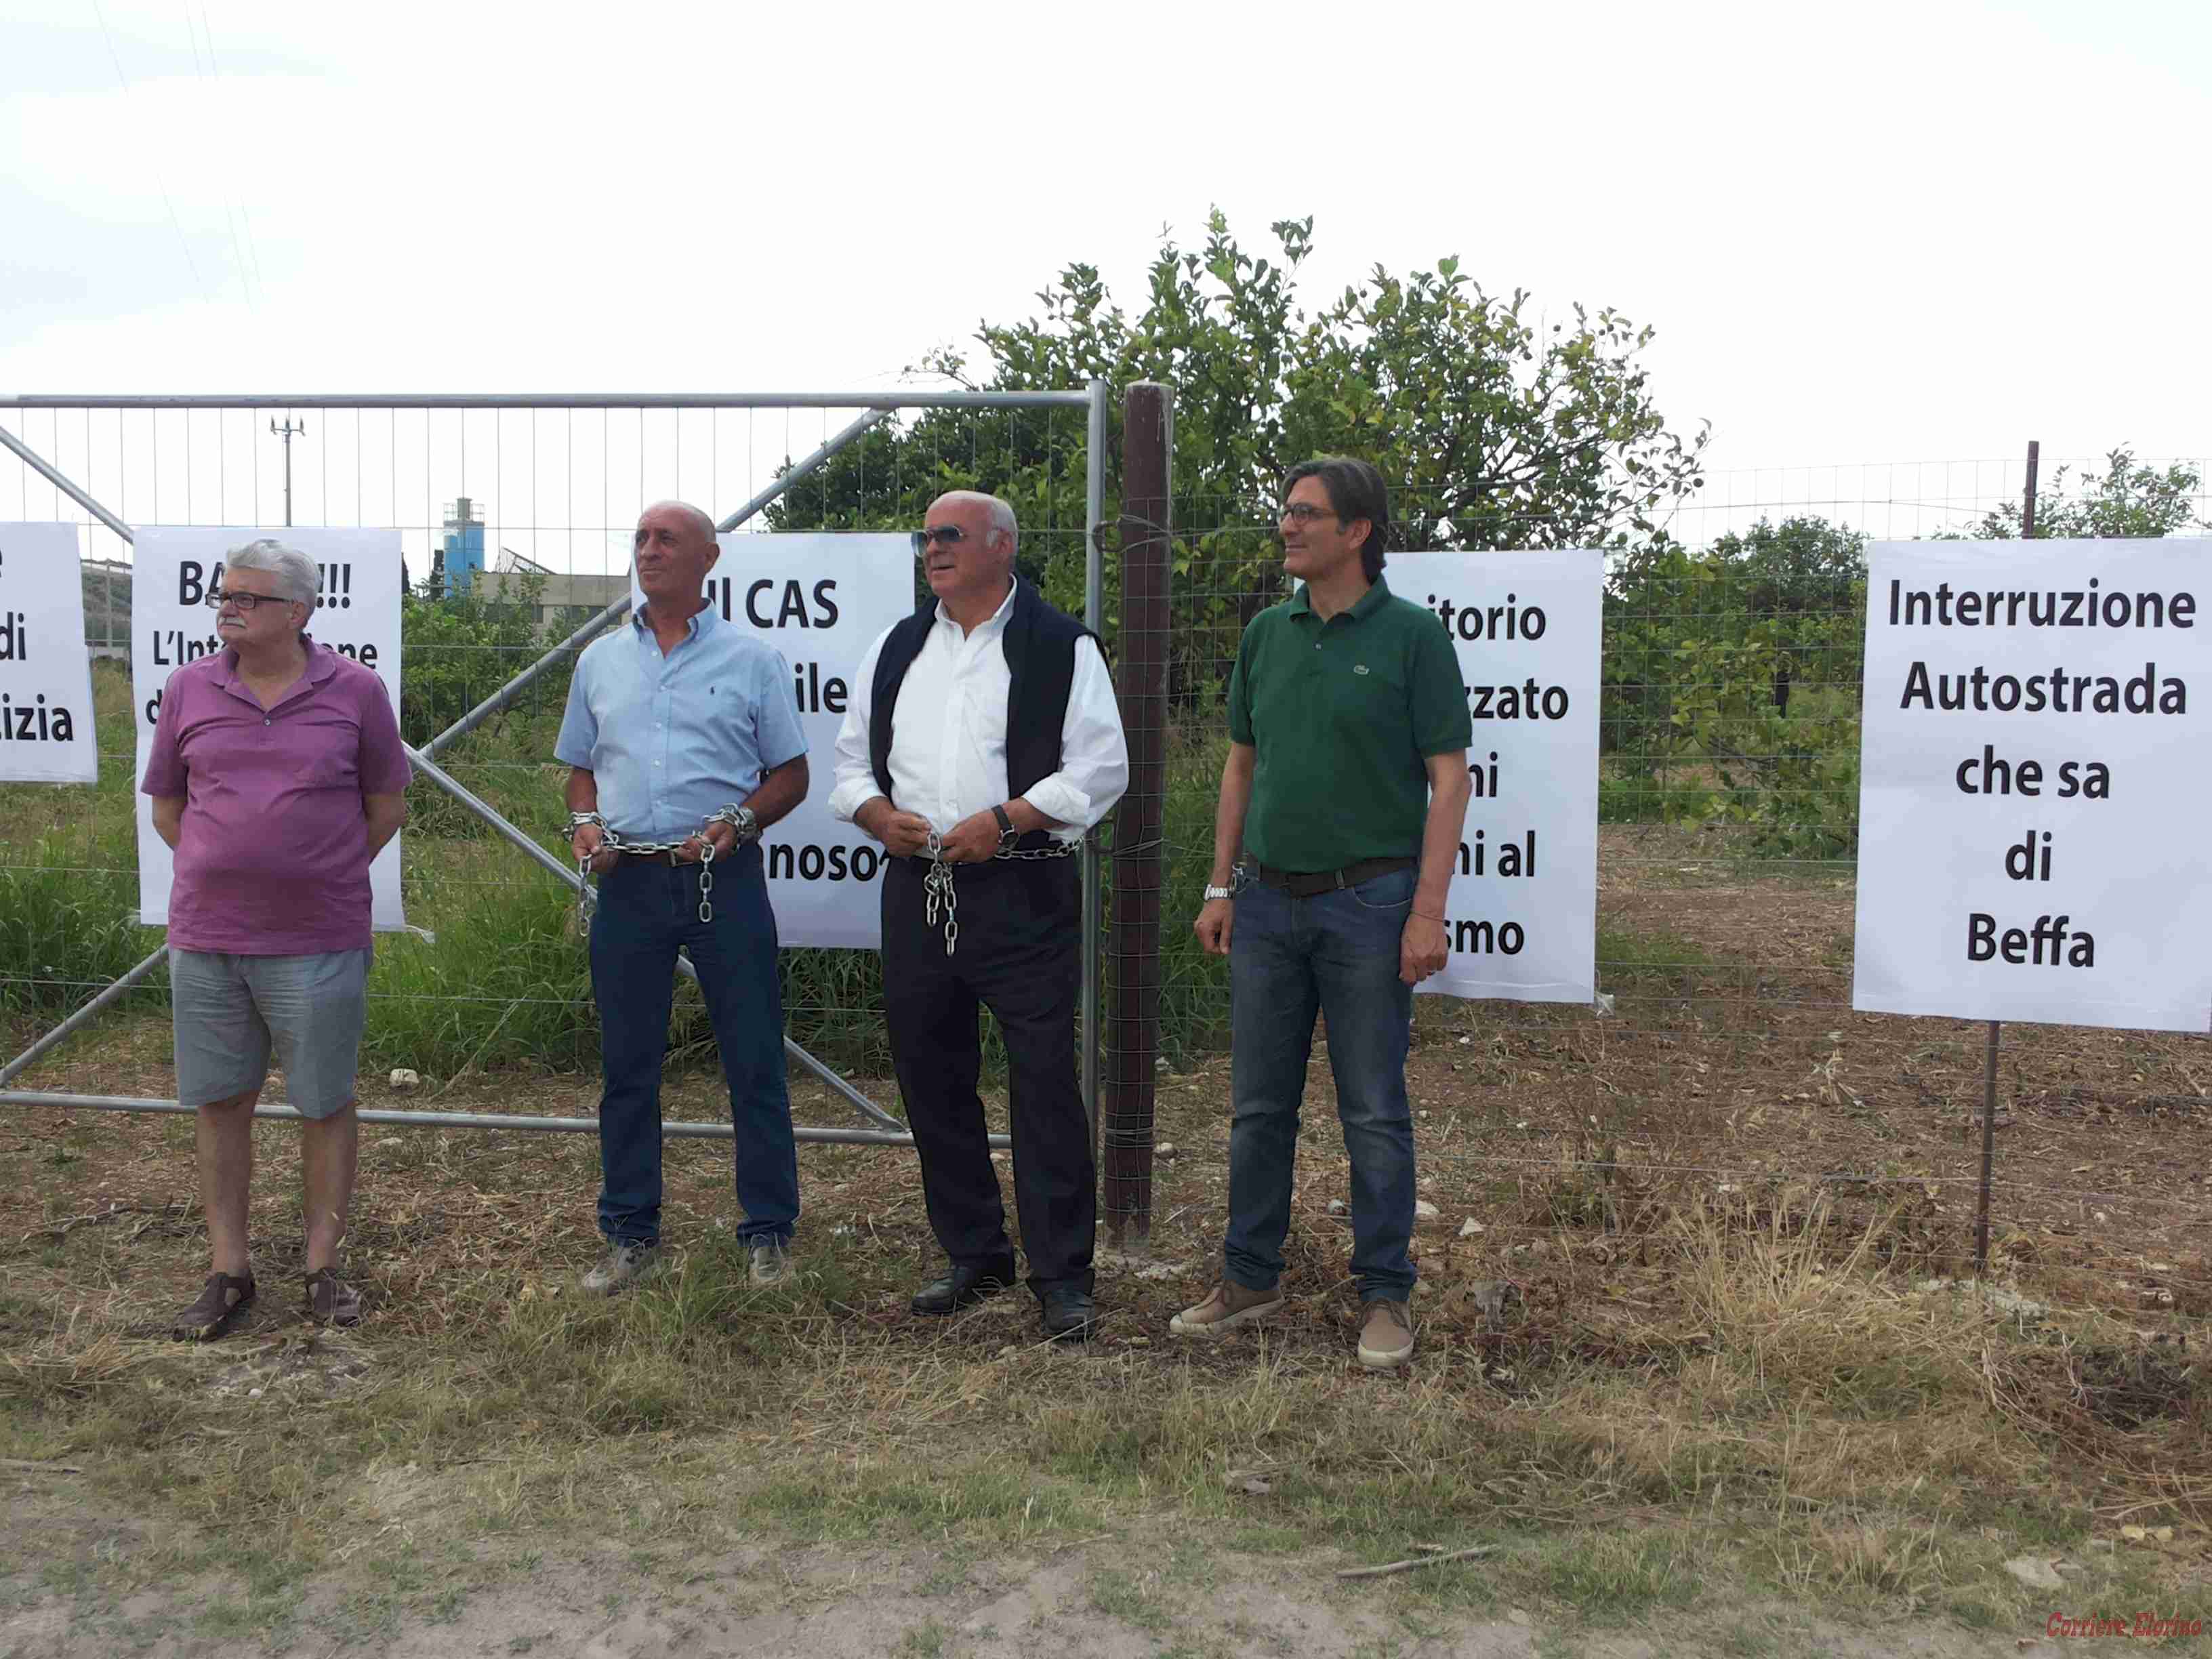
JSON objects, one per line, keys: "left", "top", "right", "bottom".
{"left": 0, "top": 670, "right": 1747, "bottom": 1081}
{"left": 0, "top": 663, "right": 148, "bottom": 1016}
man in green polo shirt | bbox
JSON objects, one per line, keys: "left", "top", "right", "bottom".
{"left": 1172, "top": 456, "right": 1473, "bottom": 1369}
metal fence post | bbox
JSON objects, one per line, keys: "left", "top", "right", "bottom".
{"left": 1081, "top": 377, "right": 1109, "bottom": 1141}
{"left": 1102, "top": 383, "right": 1172, "bottom": 1244}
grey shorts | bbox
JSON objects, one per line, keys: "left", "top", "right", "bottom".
{"left": 170, "top": 947, "right": 371, "bottom": 1120}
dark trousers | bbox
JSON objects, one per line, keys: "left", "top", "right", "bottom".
{"left": 882, "top": 856, "right": 1094, "bottom": 1296}
{"left": 588, "top": 844, "right": 799, "bottom": 1247}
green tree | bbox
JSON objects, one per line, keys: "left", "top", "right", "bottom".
{"left": 1603, "top": 516, "right": 1867, "bottom": 854}
{"left": 768, "top": 211, "right": 1708, "bottom": 698}
{"left": 397, "top": 570, "right": 555, "bottom": 745}
{"left": 1962, "top": 448, "right": 2205, "bottom": 540}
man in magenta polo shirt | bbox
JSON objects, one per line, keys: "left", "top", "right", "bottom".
{"left": 141, "top": 537, "right": 411, "bottom": 1339}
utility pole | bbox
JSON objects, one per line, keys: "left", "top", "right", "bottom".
{"left": 269, "top": 417, "right": 306, "bottom": 526}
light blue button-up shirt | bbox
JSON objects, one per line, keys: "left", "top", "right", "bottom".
{"left": 554, "top": 603, "right": 807, "bottom": 840}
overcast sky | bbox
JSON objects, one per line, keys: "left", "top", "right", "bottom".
{"left": 3, "top": 0, "right": 2206, "bottom": 556}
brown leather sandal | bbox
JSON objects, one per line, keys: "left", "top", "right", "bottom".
{"left": 304, "top": 1267, "right": 362, "bottom": 1328}
{"left": 171, "top": 1271, "right": 255, "bottom": 1342}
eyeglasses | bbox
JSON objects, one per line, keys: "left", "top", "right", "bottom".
{"left": 204, "top": 588, "right": 296, "bottom": 613}
{"left": 1279, "top": 504, "right": 1338, "bottom": 527}
{"left": 910, "top": 524, "right": 970, "bottom": 556}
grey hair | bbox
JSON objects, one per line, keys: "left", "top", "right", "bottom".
{"left": 640, "top": 499, "right": 718, "bottom": 543}
{"left": 935, "top": 490, "right": 1019, "bottom": 557}
{"left": 224, "top": 537, "right": 319, "bottom": 609}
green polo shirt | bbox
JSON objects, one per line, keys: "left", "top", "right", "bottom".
{"left": 1228, "top": 577, "right": 1472, "bottom": 873}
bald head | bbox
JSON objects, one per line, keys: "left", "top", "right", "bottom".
{"left": 632, "top": 499, "right": 722, "bottom": 616}
{"left": 929, "top": 491, "right": 1017, "bottom": 558}
{"left": 921, "top": 491, "right": 1021, "bottom": 623}
{"left": 642, "top": 499, "right": 718, "bottom": 542}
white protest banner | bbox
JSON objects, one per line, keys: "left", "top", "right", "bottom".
{"left": 0, "top": 524, "right": 99, "bottom": 783}
{"left": 1851, "top": 538, "right": 2212, "bottom": 1031}
{"left": 1391, "top": 550, "right": 1602, "bottom": 1004}
{"left": 631, "top": 534, "right": 915, "bottom": 949}
{"left": 131, "top": 527, "right": 407, "bottom": 931}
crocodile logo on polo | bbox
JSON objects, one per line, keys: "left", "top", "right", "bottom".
{"left": 1353, "top": 664, "right": 1370, "bottom": 676}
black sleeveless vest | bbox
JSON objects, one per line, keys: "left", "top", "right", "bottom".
{"left": 868, "top": 577, "right": 1094, "bottom": 812}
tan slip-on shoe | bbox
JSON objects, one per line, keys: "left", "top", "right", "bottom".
{"left": 1169, "top": 1279, "right": 1284, "bottom": 1338}
{"left": 581, "top": 1240, "right": 660, "bottom": 1295}
{"left": 1357, "top": 1296, "right": 1415, "bottom": 1369}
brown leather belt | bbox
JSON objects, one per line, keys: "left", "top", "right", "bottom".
{"left": 1250, "top": 855, "right": 1416, "bottom": 898}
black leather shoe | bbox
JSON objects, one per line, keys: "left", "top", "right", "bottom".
{"left": 1040, "top": 1287, "right": 1097, "bottom": 1341}
{"left": 910, "top": 1261, "right": 1017, "bottom": 1317}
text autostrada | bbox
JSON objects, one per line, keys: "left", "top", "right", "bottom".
{"left": 1898, "top": 661, "right": 2186, "bottom": 715}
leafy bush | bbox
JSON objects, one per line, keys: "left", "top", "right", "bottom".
{"left": 398, "top": 572, "right": 572, "bottom": 747}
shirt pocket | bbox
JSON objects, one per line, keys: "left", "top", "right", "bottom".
{"left": 963, "top": 675, "right": 1008, "bottom": 764}
{"left": 300, "top": 737, "right": 362, "bottom": 792}
{"left": 291, "top": 711, "right": 364, "bottom": 790}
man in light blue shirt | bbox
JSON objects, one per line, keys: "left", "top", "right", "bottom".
{"left": 555, "top": 500, "right": 811, "bottom": 1294}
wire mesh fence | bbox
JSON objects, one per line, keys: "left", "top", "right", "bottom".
{"left": 2, "top": 405, "right": 2207, "bottom": 1320}
{"left": 1115, "top": 449, "right": 2210, "bottom": 1313}
{"left": 0, "top": 395, "right": 1100, "bottom": 1117}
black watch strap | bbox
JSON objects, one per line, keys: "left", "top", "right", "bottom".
{"left": 991, "top": 804, "right": 1017, "bottom": 844}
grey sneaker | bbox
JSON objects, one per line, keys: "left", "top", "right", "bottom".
{"left": 1357, "top": 1297, "right": 1415, "bottom": 1370}
{"left": 747, "top": 1238, "right": 794, "bottom": 1287}
{"left": 581, "top": 1240, "right": 659, "bottom": 1295}
{"left": 1169, "top": 1279, "right": 1284, "bottom": 1338}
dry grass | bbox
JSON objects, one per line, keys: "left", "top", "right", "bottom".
{"left": 2, "top": 828, "right": 2208, "bottom": 1635}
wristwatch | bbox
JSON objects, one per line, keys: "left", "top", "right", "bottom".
{"left": 990, "top": 804, "right": 1020, "bottom": 853}
{"left": 1203, "top": 883, "right": 1234, "bottom": 902}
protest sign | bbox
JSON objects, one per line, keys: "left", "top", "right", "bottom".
{"left": 131, "top": 527, "right": 407, "bottom": 930}
{"left": 1852, "top": 538, "right": 2212, "bottom": 1031}
{"left": 0, "top": 523, "right": 98, "bottom": 783}
{"left": 1392, "top": 550, "right": 1603, "bottom": 1004}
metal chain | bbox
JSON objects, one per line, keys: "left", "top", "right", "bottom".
{"left": 922, "top": 830, "right": 958, "bottom": 957}
{"left": 916, "top": 828, "right": 1081, "bottom": 957}
{"left": 568, "top": 808, "right": 756, "bottom": 929}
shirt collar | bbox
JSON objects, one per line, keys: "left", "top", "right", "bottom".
{"left": 935, "top": 577, "right": 1019, "bottom": 634}
{"left": 1288, "top": 575, "right": 1391, "bottom": 623}
{"left": 633, "top": 599, "right": 719, "bottom": 640}
{"left": 220, "top": 634, "right": 337, "bottom": 689}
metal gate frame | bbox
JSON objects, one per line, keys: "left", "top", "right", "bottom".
{"left": 0, "top": 386, "right": 1113, "bottom": 1149}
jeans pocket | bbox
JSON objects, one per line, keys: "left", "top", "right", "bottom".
{"left": 1347, "top": 867, "right": 1416, "bottom": 912}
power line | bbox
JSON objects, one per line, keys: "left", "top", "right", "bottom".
{"left": 178, "top": 1, "right": 256, "bottom": 312}
{"left": 89, "top": 0, "right": 211, "bottom": 308}
{"left": 191, "top": 0, "right": 266, "bottom": 305}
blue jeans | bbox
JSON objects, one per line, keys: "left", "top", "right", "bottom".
{"left": 1225, "top": 866, "right": 1417, "bottom": 1300}
{"left": 588, "top": 844, "right": 798, "bottom": 1247}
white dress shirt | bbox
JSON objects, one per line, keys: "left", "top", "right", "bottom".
{"left": 828, "top": 581, "right": 1129, "bottom": 842}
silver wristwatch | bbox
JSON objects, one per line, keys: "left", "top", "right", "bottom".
{"left": 1203, "top": 883, "right": 1234, "bottom": 902}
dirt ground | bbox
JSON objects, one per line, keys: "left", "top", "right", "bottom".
{"left": 3, "top": 827, "right": 2207, "bottom": 1656}
{"left": 1, "top": 1513, "right": 2180, "bottom": 1659}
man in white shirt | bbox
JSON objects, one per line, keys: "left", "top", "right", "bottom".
{"left": 830, "top": 491, "right": 1128, "bottom": 1340}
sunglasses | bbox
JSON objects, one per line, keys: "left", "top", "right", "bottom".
{"left": 910, "top": 524, "right": 970, "bottom": 556}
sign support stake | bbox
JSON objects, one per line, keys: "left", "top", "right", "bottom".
{"left": 1973, "top": 438, "right": 2036, "bottom": 1275}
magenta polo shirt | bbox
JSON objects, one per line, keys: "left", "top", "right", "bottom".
{"left": 140, "top": 638, "right": 412, "bottom": 955}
